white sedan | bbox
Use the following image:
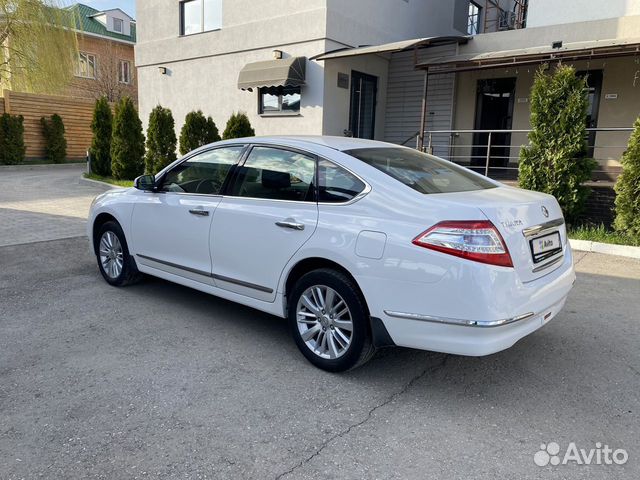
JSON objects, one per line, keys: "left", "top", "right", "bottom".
{"left": 88, "top": 136, "right": 575, "bottom": 371}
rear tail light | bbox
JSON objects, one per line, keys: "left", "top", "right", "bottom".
{"left": 412, "top": 220, "right": 513, "bottom": 267}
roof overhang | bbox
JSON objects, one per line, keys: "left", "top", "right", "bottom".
{"left": 314, "top": 36, "right": 469, "bottom": 61}
{"left": 417, "top": 37, "right": 640, "bottom": 74}
{"left": 237, "top": 56, "right": 306, "bottom": 91}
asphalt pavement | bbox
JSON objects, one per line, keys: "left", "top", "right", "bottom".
{"left": 0, "top": 166, "right": 638, "bottom": 479}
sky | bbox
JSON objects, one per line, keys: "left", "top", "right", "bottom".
{"left": 80, "top": 0, "right": 136, "bottom": 18}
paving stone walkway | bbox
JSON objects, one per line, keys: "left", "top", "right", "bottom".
{"left": 0, "top": 165, "right": 112, "bottom": 247}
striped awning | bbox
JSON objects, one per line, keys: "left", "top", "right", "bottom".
{"left": 237, "top": 57, "right": 306, "bottom": 91}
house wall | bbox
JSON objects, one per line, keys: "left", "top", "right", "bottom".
{"left": 461, "top": 15, "right": 640, "bottom": 54}
{"left": 136, "top": 0, "right": 471, "bottom": 140}
{"left": 65, "top": 35, "right": 137, "bottom": 103}
{"left": 321, "top": 48, "right": 390, "bottom": 139}
{"left": 136, "top": 0, "right": 328, "bottom": 135}
{"left": 527, "top": 0, "right": 640, "bottom": 28}
{"left": 325, "top": 0, "right": 467, "bottom": 48}
{"left": 451, "top": 56, "right": 640, "bottom": 169}
{"left": 383, "top": 45, "right": 457, "bottom": 151}
{"left": 137, "top": 41, "right": 327, "bottom": 137}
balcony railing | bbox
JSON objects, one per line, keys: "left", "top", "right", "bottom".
{"left": 418, "top": 128, "right": 634, "bottom": 182}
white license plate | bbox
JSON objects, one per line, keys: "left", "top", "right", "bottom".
{"left": 530, "top": 231, "right": 562, "bottom": 263}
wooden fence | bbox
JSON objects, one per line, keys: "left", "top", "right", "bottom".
{"left": 1, "top": 90, "right": 96, "bottom": 161}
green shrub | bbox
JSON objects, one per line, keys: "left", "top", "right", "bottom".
{"left": 40, "top": 114, "right": 67, "bottom": 164}
{"left": 519, "top": 65, "right": 597, "bottom": 224}
{"left": 111, "top": 97, "right": 145, "bottom": 180}
{"left": 179, "top": 110, "right": 220, "bottom": 155}
{"left": 145, "top": 105, "right": 177, "bottom": 175}
{"left": 90, "top": 96, "right": 113, "bottom": 176}
{"left": 614, "top": 117, "right": 640, "bottom": 241}
{"left": 0, "top": 113, "right": 26, "bottom": 165}
{"left": 222, "top": 112, "right": 255, "bottom": 140}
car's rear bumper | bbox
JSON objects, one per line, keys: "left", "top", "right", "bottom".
{"left": 380, "top": 295, "right": 568, "bottom": 356}
{"left": 360, "top": 245, "right": 576, "bottom": 356}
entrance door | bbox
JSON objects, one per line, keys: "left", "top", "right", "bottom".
{"left": 471, "top": 78, "right": 516, "bottom": 172}
{"left": 349, "top": 71, "right": 378, "bottom": 139}
{"left": 578, "top": 70, "right": 603, "bottom": 158}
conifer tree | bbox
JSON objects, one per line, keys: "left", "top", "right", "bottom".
{"left": 519, "top": 65, "right": 596, "bottom": 223}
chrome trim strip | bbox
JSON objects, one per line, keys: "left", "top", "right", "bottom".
{"left": 136, "top": 254, "right": 274, "bottom": 293}
{"left": 532, "top": 254, "right": 564, "bottom": 273}
{"left": 383, "top": 310, "right": 535, "bottom": 328}
{"left": 522, "top": 218, "right": 565, "bottom": 238}
{"left": 137, "top": 254, "right": 211, "bottom": 277}
{"left": 212, "top": 273, "right": 273, "bottom": 293}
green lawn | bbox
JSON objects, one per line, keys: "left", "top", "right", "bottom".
{"left": 83, "top": 173, "right": 134, "bottom": 188}
{"left": 568, "top": 224, "right": 639, "bottom": 247}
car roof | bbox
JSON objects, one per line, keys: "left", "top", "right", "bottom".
{"left": 214, "top": 135, "right": 402, "bottom": 152}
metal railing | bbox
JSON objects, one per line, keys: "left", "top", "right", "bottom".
{"left": 418, "top": 127, "right": 634, "bottom": 180}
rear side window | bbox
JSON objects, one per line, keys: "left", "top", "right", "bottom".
{"left": 230, "top": 146, "right": 316, "bottom": 202}
{"left": 318, "top": 159, "right": 366, "bottom": 203}
{"left": 345, "top": 147, "right": 496, "bottom": 194}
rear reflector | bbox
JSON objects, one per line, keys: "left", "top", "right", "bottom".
{"left": 412, "top": 220, "right": 513, "bottom": 267}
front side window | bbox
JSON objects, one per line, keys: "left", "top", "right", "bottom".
{"left": 318, "top": 159, "right": 365, "bottom": 203}
{"left": 160, "top": 146, "right": 245, "bottom": 194}
{"left": 118, "top": 60, "right": 131, "bottom": 84}
{"left": 345, "top": 147, "right": 496, "bottom": 194}
{"left": 468, "top": 2, "right": 481, "bottom": 35}
{"left": 113, "top": 17, "right": 123, "bottom": 33}
{"left": 230, "top": 147, "right": 315, "bottom": 201}
{"left": 180, "top": 0, "right": 222, "bottom": 35}
{"left": 75, "top": 52, "right": 96, "bottom": 79}
{"left": 259, "top": 86, "right": 301, "bottom": 115}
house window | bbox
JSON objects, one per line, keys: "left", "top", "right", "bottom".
{"left": 75, "top": 52, "right": 96, "bottom": 79}
{"left": 180, "top": 0, "right": 222, "bottom": 35}
{"left": 113, "top": 17, "right": 123, "bottom": 33}
{"left": 259, "top": 86, "right": 301, "bottom": 115}
{"left": 118, "top": 60, "right": 131, "bottom": 84}
{"left": 468, "top": 2, "right": 481, "bottom": 35}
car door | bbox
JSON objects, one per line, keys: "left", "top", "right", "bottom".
{"left": 210, "top": 145, "right": 319, "bottom": 302}
{"left": 131, "top": 145, "right": 246, "bottom": 284}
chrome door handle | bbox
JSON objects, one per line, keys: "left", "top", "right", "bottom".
{"left": 275, "top": 221, "right": 305, "bottom": 231}
{"left": 189, "top": 209, "right": 209, "bottom": 216}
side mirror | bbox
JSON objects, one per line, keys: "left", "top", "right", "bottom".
{"left": 134, "top": 174, "right": 156, "bottom": 191}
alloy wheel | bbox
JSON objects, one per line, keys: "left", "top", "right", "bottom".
{"left": 99, "top": 231, "right": 124, "bottom": 279}
{"left": 296, "top": 285, "right": 353, "bottom": 359}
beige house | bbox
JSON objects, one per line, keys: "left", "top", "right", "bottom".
{"left": 135, "top": 0, "right": 484, "bottom": 139}
{"left": 317, "top": 3, "right": 640, "bottom": 185}
{"left": 137, "top": 1, "right": 638, "bottom": 177}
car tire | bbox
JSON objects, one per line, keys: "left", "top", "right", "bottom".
{"left": 288, "top": 268, "right": 375, "bottom": 372}
{"left": 95, "top": 221, "right": 142, "bottom": 287}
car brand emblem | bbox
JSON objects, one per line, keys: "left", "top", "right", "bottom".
{"left": 541, "top": 206, "right": 549, "bottom": 218}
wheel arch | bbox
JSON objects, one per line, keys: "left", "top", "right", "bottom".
{"left": 284, "top": 257, "right": 367, "bottom": 315}
{"left": 92, "top": 212, "right": 120, "bottom": 253}
{"left": 283, "top": 256, "right": 395, "bottom": 348}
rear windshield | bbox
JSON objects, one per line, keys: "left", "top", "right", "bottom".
{"left": 345, "top": 147, "right": 497, "bottom": 194}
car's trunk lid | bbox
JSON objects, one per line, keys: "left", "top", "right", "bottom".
{"left": 430, "top": 186, "right": 567, "bottom": 283}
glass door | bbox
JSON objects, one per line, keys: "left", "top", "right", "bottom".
{"left": 349, "top": 71, "right": 378, "bottom": 139}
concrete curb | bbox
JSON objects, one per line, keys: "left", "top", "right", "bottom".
{"left": 569, "top": 238, "right": 640, "bottom": 259}
{"left": 78, "top": 176, "right": 121, "bottom": 190}
{"left": 0, "top": 163, "right": 85, "bottom": 171}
